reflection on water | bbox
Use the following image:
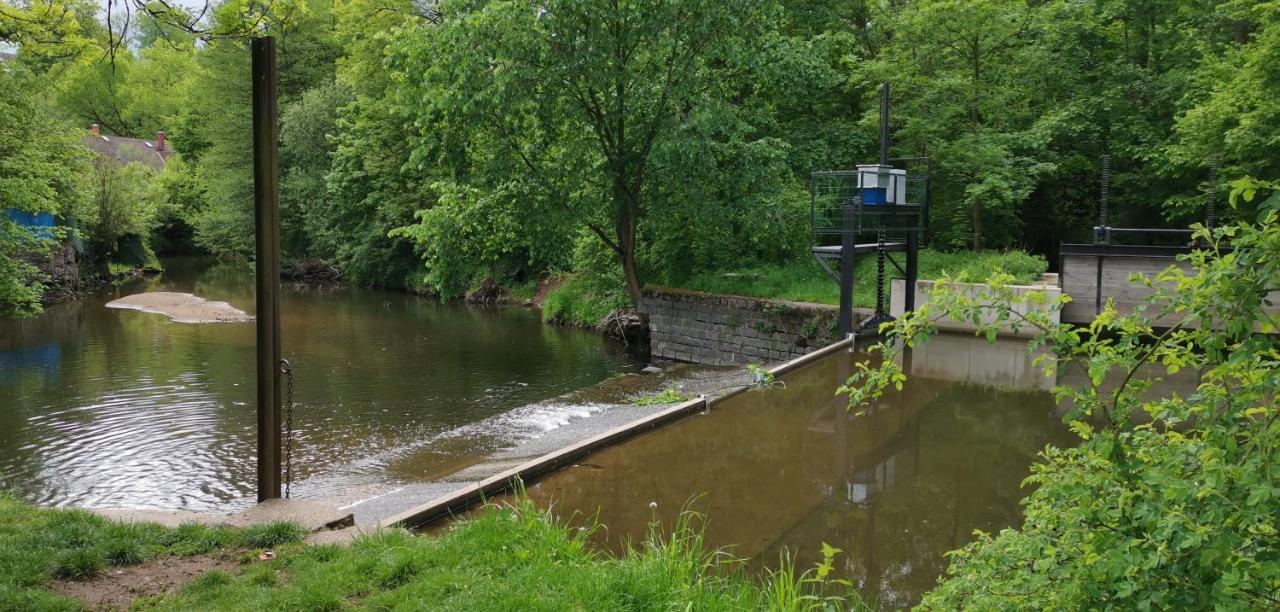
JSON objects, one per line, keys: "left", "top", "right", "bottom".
{"left": 516, "top": 336, "right": 1075, "bottom": 608}
{"left": 0, "top": 257, "right": 642, "bottom": 510}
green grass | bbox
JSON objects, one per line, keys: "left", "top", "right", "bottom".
{"left": 0, "top": 494, "right": 869, "bottom": 610}
{"left": 499, "top": 277, "right": 540, "bottom": 303}
{"left": 0, "top": 494, "right": 305, "bottom": 611}
{"left": 541, "top": 273, "right": 629, "bottom": 327}
{"left": 671, "top": 249, "right": 1048, "bottom": 308}
{"left": 147, "top": 498, "right": 867, "bottom": 611}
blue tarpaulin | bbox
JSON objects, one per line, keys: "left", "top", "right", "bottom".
{"left": 4, "top": 208, "right": 56, "bottom": 239}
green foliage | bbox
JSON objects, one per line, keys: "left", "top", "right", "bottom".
{"left": 843, "top": 187, "right": 1280, "bottom": 608}
{"left": 319, "top": 91, "right": 430, "bottom": 289}
{"left": 55, "top": 42, "right": 199, "bottom": 138}
{"left": 540, "top": 233, "right": 632, "bottom": 326}
{"left": 149, "top": 154, "right": 206, "bottom": 254}
{"left": 83, "top": 157, "right": 162, "bottom": 266}
{"left": 747, "top": 364, "right": 780, "bottom": 389}
{"left": 389, "top": 0, "right": 799, "bottom": 306}
{"left": 281, "top": 79, "right": 353, "bottom": 257}
{"left": 766, "top": 543, "right": 860, "bottom": 612}
{"left": 632, "top": 384, "right": 690, "bottom": 406}
{"left": 178, "top": 37, "right": 254, "bottom": 255}
{"left": 0, "top": 65, "right": 90, "bottom": 317}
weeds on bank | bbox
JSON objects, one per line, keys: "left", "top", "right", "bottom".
{"left": 631, "top": 383, "right": 690, "bottom": 405}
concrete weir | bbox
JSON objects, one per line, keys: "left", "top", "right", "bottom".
{"left": 378, "top": 338, "right": 854, "bottom": 530}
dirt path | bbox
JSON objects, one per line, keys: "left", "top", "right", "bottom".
{"left": 53, "top": 554, "right": 239, "bottom": 610}
{"left": 532, "top": 277, "right": 567, "bottom": 309}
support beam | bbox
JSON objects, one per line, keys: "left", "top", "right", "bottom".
{"left": 904, "top": 230, "right": 918, "bottom": 314}
{"left": 252, "top": 37, "right": 282, "bottom": 503}
{"left": 838, "top": 204, "right": 856, "bottom": 337}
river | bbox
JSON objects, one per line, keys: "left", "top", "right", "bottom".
{"left": 0, "top": 258, "right": 642, "bottom": 511}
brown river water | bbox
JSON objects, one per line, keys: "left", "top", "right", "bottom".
{"left": 500, "top": 335, "right": 1077, "bottom": 608}
{"left": 0, "top": 258, "right": 642, "bottom": 511}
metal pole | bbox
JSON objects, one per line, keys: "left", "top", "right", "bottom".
{"left": 879, "top": 83, "right": 890, "bottom": 165}
{"left": 904, "top": 230, "right": 918, "bottom": 314}
{"left": 252, "top": 37, "right": 282, "bottom": 503}
{"left": 838, "top": 203, "right": 856, "bottom": 337}
{"left": 1094, "top": 154, "right": 1109, "bottom": 316}
{"left": 1097, "top": 154, "right": 1110, "bottom": 242}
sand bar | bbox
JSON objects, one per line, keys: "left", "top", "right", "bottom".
{"left": 106, "top": 292, "right": 252, "bottom": 323}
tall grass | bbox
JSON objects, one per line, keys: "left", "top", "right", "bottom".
{"left": 150, "top": 496, "right": 869, "bottom": 610}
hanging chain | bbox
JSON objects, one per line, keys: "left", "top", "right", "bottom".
{"left": 280, "top": 358, "right": 295, "bottom": 499}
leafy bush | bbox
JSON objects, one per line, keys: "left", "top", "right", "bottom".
{"left": 844, "top": 179, "right": 1280, "bottom": 609}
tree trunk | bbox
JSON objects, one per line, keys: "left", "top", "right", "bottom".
{"left": 972, "top": 197, "right": 982, "bottom": 252}
{"left": 614, "top": 180, "right": 643, "bottom": 310}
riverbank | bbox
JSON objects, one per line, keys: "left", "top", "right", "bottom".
{"left": 0, "top": 495, "right": 865, "bottom": 610}
{"left": 530, "top": 250, "right": 1047, "bottom": 330}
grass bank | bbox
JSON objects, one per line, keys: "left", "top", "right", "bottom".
{"left": 671, "top": 249, "right": 1048, "bottom": 308}
{"left": 540, "top": 250, "right": 1046, "bottom": 327}
{"left": 541, "top": 273, "right": 628, "bottom": 327}
{"left": 0, "top": 494, "right": 305, "bottom": 610}
{"left": 3, "top": 495, "right": 866, "bottom": 611}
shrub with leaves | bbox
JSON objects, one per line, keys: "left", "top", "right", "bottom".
{"left": 841, "top": 178, "right": 1280, "bottom": 609}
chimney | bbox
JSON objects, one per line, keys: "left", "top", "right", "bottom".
{"left": 91, "top": 124, "right": 100, "bottom": 136}
{"left": 155, "top": 131, "right": 166, "bottom": 152}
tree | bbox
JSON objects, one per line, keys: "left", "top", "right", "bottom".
{"left": 863, "top": 0, "right": 1046, "bottom": 252}
{"left": 83, "top": 157, "right": 160, "bottom": 267}
{"left": 392, "top": 0, "right": 784, "bottom": 308}
{"left": 55, "top": 42, "right": 198, "bottom": 138}
{"left": 281, "top": 79, "right": 352, "bottom": 256}
{"left": 842, "top": 177, "right": 1280, "bottom": 608}
{"left": 173, "top": 0, "right": 341, "bottom": 256}
{"left": 0, "top": 65, "right": 90, "bottom": 316}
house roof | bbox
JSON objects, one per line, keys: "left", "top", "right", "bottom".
{"left": 83, "top": 133, "right": 172, "bottom": 171}
{"left": 0, "top": 51, "right": 15, "bottom": 62}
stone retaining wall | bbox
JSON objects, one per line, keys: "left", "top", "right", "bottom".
{"left": 641, "top": 288, "right": 857, "bottom": 365}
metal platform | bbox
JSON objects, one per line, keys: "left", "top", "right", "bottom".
{"left": 811, "top": 243, "right": 907, "bottom": 258}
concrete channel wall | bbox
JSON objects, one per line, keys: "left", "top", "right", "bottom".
{"left": 641, "top": 287, "right": 862, "bottom": 366}
{"left": 1060, "top": 254, "right": 1191, "bottom": 325}
{"left": 889, "top": 275, "right": 1062, "bottom": 338}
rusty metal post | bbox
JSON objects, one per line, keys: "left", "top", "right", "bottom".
{"left": 252, "top": 37, "right": 282, "bottom": 502}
